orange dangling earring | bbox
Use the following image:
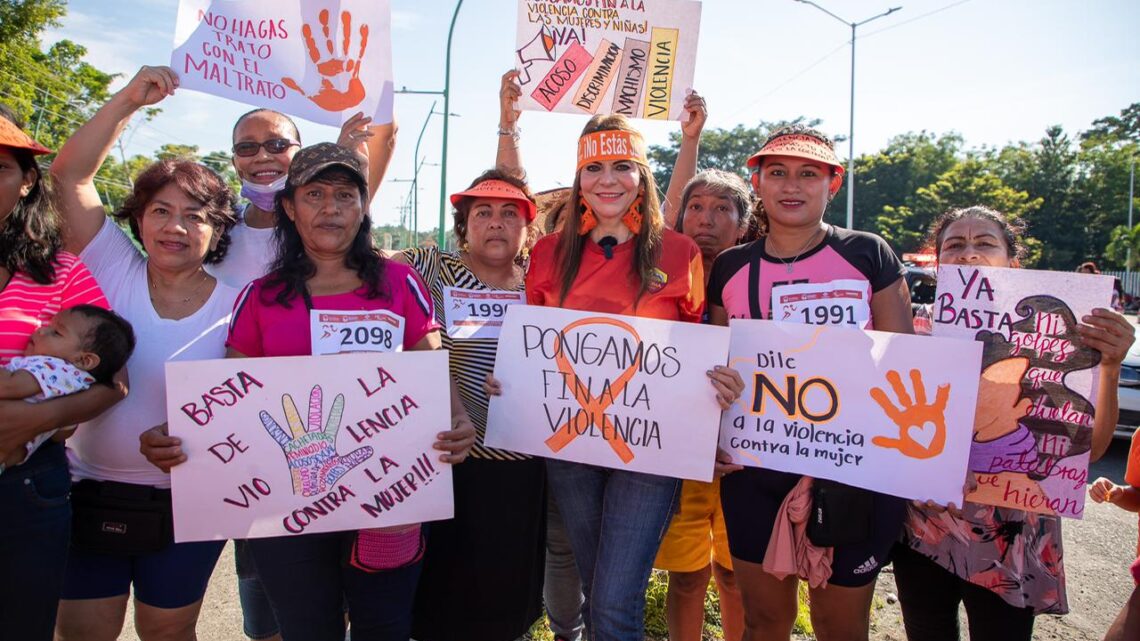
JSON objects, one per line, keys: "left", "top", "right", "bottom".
{"left": 579, "top": 197, "right": 598, "bottom": 236}
{"left": 622, "top": 194, "right": 644, "bottom": 235}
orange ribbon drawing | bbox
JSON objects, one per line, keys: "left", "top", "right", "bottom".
{"left": 544, "top": 317, "right": 642, "bottom": 464}
{"left": 282, "top": 9, "right": 370, "bottom": 112}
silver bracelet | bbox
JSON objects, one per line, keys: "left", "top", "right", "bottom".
{"left": 497, "top": 125, "right": 521, "bottom": 140}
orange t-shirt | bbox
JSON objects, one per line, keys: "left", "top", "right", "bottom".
{"left": 1127, "top": 429, "right": 1140, "bottom": 488}
{"left": 526, "top": 228, "right": 704, "bottom": 323}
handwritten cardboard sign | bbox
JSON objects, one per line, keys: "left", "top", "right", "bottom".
{"left": 720, "top": 320, "right": 983, "bottom": 506}
{"left": 172, "top": 0, "right": 394, "bottom": 126}
{"left": 484, "top": 305, "right": 729, "bottom": 481}
{"left": 933, "top": 265, "right": 1114, "bottom": 518}
{"left": 514, "top": 0, "right": 701, "bottom": 120}
{"left": 166, "top": 351, "right": 452, "bottom": 542}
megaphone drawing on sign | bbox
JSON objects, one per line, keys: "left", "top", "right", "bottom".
{"left": 517, "top": 25, "right": 556, "bottom": 85}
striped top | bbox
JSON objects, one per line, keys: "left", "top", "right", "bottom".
{"left": 404, "top": 247, "right": 527, "bottom": 462}
{"left": 0, "top": 252, "right": 109, "bottom": 366}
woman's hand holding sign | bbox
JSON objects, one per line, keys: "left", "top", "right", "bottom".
{"left": 120, "top": 65, "right": 179, "bottom": 109}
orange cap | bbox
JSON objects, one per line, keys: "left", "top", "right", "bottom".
{"left": 0, "top": 117, "right": 51, "bottom": 155}
{"left": 746, "top": 133, "right": 844, "bottom": 175}
{"left": 576, "top": 130, "right": 648, "bottom": 171}
{"left": 450, "top": 179, "right": 537, "bottom": 222}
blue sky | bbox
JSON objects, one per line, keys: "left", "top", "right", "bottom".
{"left": 42, "top": 0, "right": 1140, "bottom": 235}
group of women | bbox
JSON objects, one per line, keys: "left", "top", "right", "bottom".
{"left": 0, "top": 62, "right": 1134, "bottom": 641}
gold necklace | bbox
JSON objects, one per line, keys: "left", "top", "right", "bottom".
{"left": 148, "top": 269, "right": 210, "bottom": 305}
{"left": 771, "top": 225, "right": 827, "bottom": 274}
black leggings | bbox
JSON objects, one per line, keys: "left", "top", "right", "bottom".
{"left": 892, "top": 544, "right": 1035, "bottom": 641}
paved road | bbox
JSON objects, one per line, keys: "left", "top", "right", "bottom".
{"left": 122, "top": 427, "right": 1139, "bottom": 639}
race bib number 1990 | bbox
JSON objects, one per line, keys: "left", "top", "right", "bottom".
{"left": 442, "top": 287, "right": 525, "bottom": 339}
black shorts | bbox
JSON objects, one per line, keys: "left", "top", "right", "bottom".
{"left": 720, "top": 467, "right": 906, "bottom": 587}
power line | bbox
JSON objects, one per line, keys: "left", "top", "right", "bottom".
{"left": 724, "top": 0, "right": 974, "bottom": 124}
{"left": 724, "top": 40, "right": 851, "bottom": 122}
{"left": 861, "top": 0, "right": 971, "bottom": 38}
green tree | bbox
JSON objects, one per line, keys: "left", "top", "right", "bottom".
{"left": 880, "top": 157, "right": 1042, "bottom": 257}
{"left": 848, "top": 131, "right": 962, "bottom": 235}
{"left": 1106, "top": 223, "right": 1140, "bottom": 270}
{"left": 647, "top": 118, "right": 825, "bottom": 193}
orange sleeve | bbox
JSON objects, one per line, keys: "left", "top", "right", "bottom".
{"left": 526, "top": 235, "right": 555, "bottom": 307}
{"left": 679, "top": 246, "right": 705, "bottom": 323}
{"left": 1126, "top": 428, "right": 1140, "bottom": 488}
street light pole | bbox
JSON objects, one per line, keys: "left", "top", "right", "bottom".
{"left": 793, "top": 0, "right": 901, "bottom": 230}
{"left": 412, "top": 100, "right": 437, "bottom": 249}
{"left": 438, "top": 0, "right": 465, "bottom": 248}
{"left": 1127, "top": 156, "right": 1135, "bottom": 274}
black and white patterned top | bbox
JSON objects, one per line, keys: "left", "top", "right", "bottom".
{"left": 403, "top": 246, "right": 528, "bottom": 461}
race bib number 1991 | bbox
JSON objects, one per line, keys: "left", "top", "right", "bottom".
{"left": 771, "top": 279, "right": 872, "bottom": 329}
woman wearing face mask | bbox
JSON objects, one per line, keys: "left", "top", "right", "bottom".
{"left": 218, "top": 106, "right": 394, "bottom": 641}
{"left": 211, "top": 109, "right": 394, "bottom": 290}
{"left": 893, "top": 206, "right": 1134, "bottom": 641}
{"left": 707, "top": 125, "right": 914, "bottom": 641}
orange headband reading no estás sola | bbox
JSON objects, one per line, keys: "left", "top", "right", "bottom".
{"left": 576, "top": 130, "right": 648, "bottom": 171}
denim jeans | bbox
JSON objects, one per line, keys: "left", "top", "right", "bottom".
{"left": 248, "top": 531, "right": 421, "bottom": 641}
{"left": 0, "top": 441, "right": 72, "bottom": 641}
{"left": 545, "top": 492, "right": 585, "bottom": 641}
{"left": 546, "top": 460, "right": 681, "bottom": 641}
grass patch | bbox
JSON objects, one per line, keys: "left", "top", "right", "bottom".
{"left": 525, "top": 569, "right": 817, "bottom": 641}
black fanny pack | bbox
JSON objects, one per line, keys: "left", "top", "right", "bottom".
{"left": 70, "top": 479, "right": 173, "bottom": 555}
{"left": 806, "top": 478, "right": 874, "bottom": 547}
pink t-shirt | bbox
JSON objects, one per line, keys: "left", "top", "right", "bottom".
{"left": 0, "top": 252, "right": 109, "bottom": 365}
{"left": 707, "top": 226, "right": 904, "bottom": 329}
{"left": 228, "top": 261, "right": 439, "bottom": 357}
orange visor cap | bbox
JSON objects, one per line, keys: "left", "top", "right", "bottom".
{"left": 450, "top": 179, "right": 537, "bottom": 222}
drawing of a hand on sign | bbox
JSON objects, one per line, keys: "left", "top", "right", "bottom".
{"left": 282, "top": 9, "right": 369, "bottom": 112}
{"left": 260, "top": 385, "right": 372, "bottom": 497}
{"left": 870, "top": 369, "right": 950, "bottom": 459}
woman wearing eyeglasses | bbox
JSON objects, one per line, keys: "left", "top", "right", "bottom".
{"left": 210, "top": 108, "right": 394, "bottom": 290}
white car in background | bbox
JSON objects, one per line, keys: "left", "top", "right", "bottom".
{"left": 1117, "top": 329, "right": 1140, "bottom": 438}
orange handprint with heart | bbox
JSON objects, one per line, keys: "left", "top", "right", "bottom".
{"left": 870, "top": 369, "right": 950, "bottom": 459}
{"left": 282, "top": 9, "right": 370, "bottom": 112}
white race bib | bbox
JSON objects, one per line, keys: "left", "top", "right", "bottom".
{"left": 310, "top": 310, "right": 405, "bottom": 355}
{"left": 442, "top": 286, "right": 525, "bottom": 340}
{"left": 771, "top": 279, "right": 871, "bottom": 329}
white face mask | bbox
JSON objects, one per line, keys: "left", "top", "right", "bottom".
{"left": 240, "top": 174, "right": 288, "bottom": 211}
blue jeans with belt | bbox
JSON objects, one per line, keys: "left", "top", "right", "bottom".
{"left": 546, "top": 459, "right": 680, "bottom": 641}
{"left": 0, "top": 441, "right": 72, "bottom": 641}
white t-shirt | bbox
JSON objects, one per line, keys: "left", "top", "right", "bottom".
{"left": 205, "top": 205, "right": 277, "bottom": 289}
{"left": 70, "top": 219, "right": 241, "bottom": 488}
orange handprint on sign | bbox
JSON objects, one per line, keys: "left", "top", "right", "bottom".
{"left": 869, "top": 369, "right": 950, "bottom": 459}
{"left": 282, "top": 9, "right": 370, "bottom": 112}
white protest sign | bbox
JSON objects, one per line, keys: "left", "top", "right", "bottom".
{"left": 485, "top": 305, "right": 728, "bottom": 481}
{"left": 933, "top": 265, "right": 1113, "bottom": 519}
{"left": 166, "top": 351, "right": 452, "bottom": 542}
{"left": 720, "top": 320, "right": 983, "bottom": 506}
{"left": 172, "top": 0, "right": 394, "bottom": 126}
{"left": 514, "top": 0, "right": 701, "bottom": 120}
